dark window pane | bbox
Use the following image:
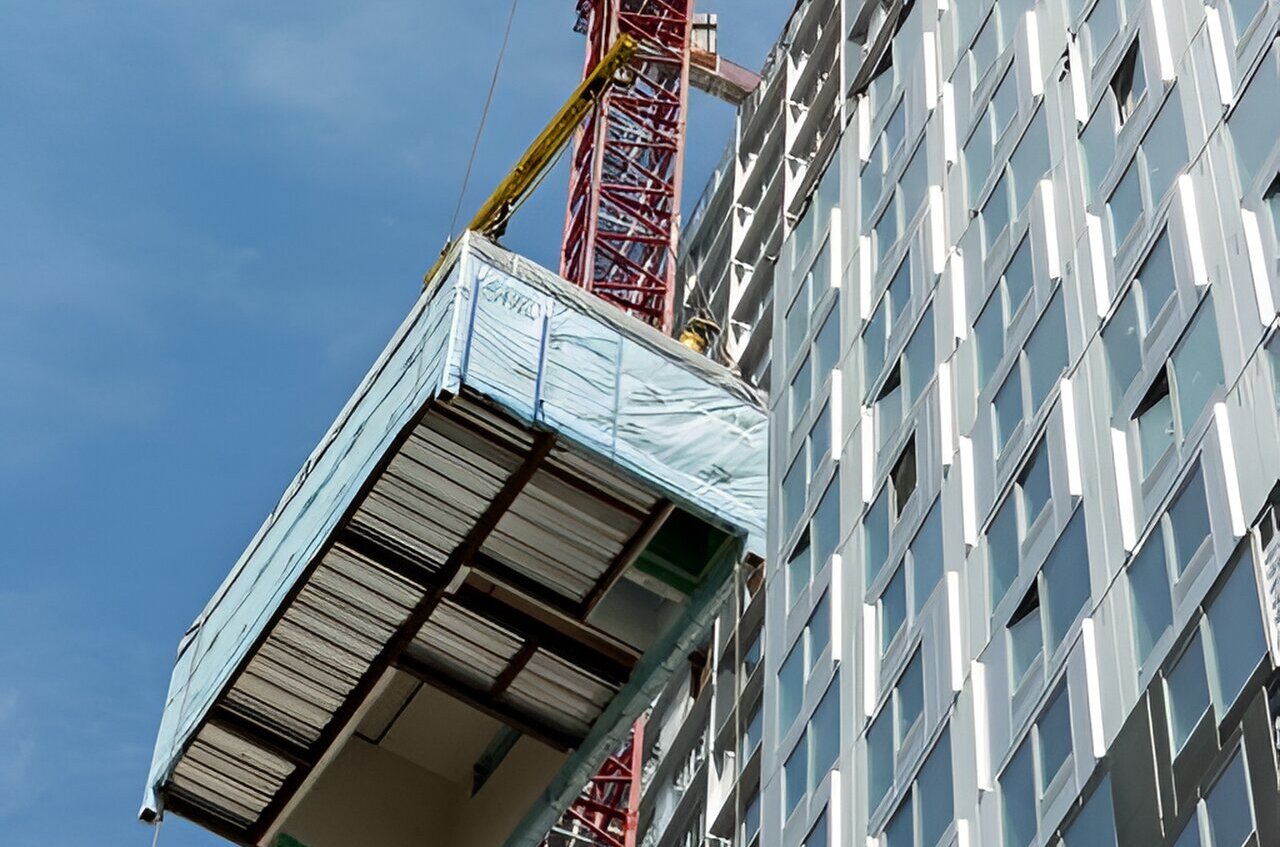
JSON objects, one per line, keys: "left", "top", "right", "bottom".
{"left": 1166, "top": 631, "right": 1210, "bottom": 752}
{"left": 911, "top": 499, "right": 946, "bottom": 615}
{"left": 785, "top": 734, "right": 808, "bottom": 817}
{"left": 1171, "top": 298, "right": 1224, "bottom": 433}
{"left": 1137, "top": 231, "right": 1176, "bottom": 330}
{"left": 1037, "top": 686, "right": 1073, "bottom": 789}
{"left": 1129, "top": 530, "right": 1172, "bottom": 665}
{"left": 1229, "top": 41, "right": 1280, "bottom": 187}
{"left": 881, "top": 563, "right": 907, "bottom": 654}
{"left": 994, "top": 365, "right": 1025, "bottom": 450}
{"left": 976, "top": 289, "right": 1006, "bottom": 388}
{"left": 918, "top": 729, "right": 954, "bottom": 847}
{"left": 1043, "top": 510, "right": 1092, "bottom": 650}
{"left": 1064, "top": 776, "right": 1117, "bottom": 846}
{"left": 1019, "top": 442, "right": 1052, "bottom": 527}
{"left": 1103, "top": 286, "right": 1142, "bottom": 404}
{"left": 990, "top": 496, "right": 1021, "bottom": 608}
{"left": 1206, "top": 749, "right": 1254, "bottom": 847}
{"left": 868, "top": 707, "right": 894, "bottom": 809}
{"left": 867, "top": 488, "right": 891, "bottom": 582}
{"left": 1109, "top": 161, "right": 1142, "bottom": 247}
{"left": 1206, "top": 548, "right": 1267, "bottom": 711}
{"left": 813, "top": 477, "right": 841, "bottom": 568}
{"left": 1168, "top": 466, "right": 1211, "bottom": 576}
{"left": 1001, "top": 738, "right": 1037, "bottom": 847}
{"left": 897, "top": 649, "right": 925, "bottom": 741}
{"left": 885, "top": 793, "right": 915, "bottom": 847}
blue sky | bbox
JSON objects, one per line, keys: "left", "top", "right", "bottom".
{"left": 0, "top": 2, "right": 791, "bottom": 845}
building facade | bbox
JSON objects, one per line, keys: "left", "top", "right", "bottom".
{"left": 648, "top": 0, "right": 1280, "bottom": 846}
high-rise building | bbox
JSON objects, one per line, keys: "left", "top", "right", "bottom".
{"left": 647, "top": 0, "right": 1280, "bottom": 845}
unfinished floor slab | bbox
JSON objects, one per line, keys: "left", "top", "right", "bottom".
{"left": 142, "top": 232, "right": 766, "bottom": 847}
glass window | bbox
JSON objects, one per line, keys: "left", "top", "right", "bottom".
{"left": 1009, "top": 589, "right": 1043, "bottom": 688}
{"left": 904, "top": 306, "right": 935, "bottom": 403}
{"left": 1011, "top": 110, "right": 1050, "bottom": 211}
{"left": 918, "top": 730, "right": 954, "bottom": 846}
{"left": 877, "top": 203, "right": 900, "bottom": 265}
{"left": 1129, "top": 530, "right": 1172, "bottom": 666}
{"left": 992, "top": 67, "right": 1019, "bottom": 140}
{"left": 901, "top": 142, "right": 929, "bottom": 220}
{"left": 885, "top": 793, "right": 915, "bottom": 847}
{"left": 1111, "top": 40, "right": 1146, "bottom": 124}
{"left": 891, "top": 438, "right": 918, "bottom": 519}
{"left": 1168, "top": 466, "right": 1211, "bottom": 577}
{"left": 1109, "top": 160, "right": 1142, "bottom": 247}
{"left": 886, "top": 99, "right": 906, "bottom": 156}
{"left": 1166, "top": 631, "right": 1210, "bottom": 752}
{"left": 1136, "top": 374, "right": 1175, "bottom": 474}
{"left": 990, "top": 495, "right": 1020, "bottom": 608}
{"left": 811, "top": 681, "right": 840, "bottom": 778}
{"left": 967, "top": 117, "right": 994, "bottom": 208}
{"left": 813, "top": 478, "right": 841, "bottom": 568}
{"left": 984, "top": 173, "right": 1011, "bottom": 251}
{"left": 784, "top": 735, "right": 808, "bottom": 817}
{"left": 1001, "top": 737, "right": 1037, "bottom": 847}
{"left": 815, "top": 305, "right": 841, "bottom": 379}
{"left": 744, "top": 790, "right": 761, "bottom": 843}
{"left": 971, "top": 10, "right": 998, "bottom": 82}
{"left": 1019, "top": 441, "right": 1052, "bottom": 527}
{"left": 1043, "top": 510, "right": 1091, "bottom": 650}
{"left": 1103, "top": 286, "right": 1142, "bottom": 404}
{"left": 1037, "top": 685, "right": 1073, "bottom": 788}
{"left": 803, "top": 812, "right": 828, "bottom": 847}
{"left": 1080, "top": 105, "right": 1117, "bottom": 200}
{"left": 1064, "top": 776, "right": 1117, "bottom": 846}
{"left": 1170, "top": 298, "right": 1224, "bottom": 434}
{"left": 868, "top": 706, "right": 894, "bottom": 809}
{"left": 1205, "top": 748, "right": 1255, "bottom": 846}
{"left": 1144, "top": 92, "right": 1187, "bottom": 205}
{"left": 881, "top": 563, "right": 907, "bottom": 654}
{"left": 879, "top": 375, "right": 903, "bottom": 445}
{"left": 1206, "top": 548, "right": 1267, "bottom": 712}
{"left": 867, "top": 487, "right": 891, "bottom": 582}
{"left": 744, "top": 700, "right": 763, "bottom": 756}
{"left": 994, "top": 366, "right": 1024, "bottom": 450}
{"left": 976, "top": 289, "right": 1006, "bottom": 388}
{"left": 911, "top": 499, "right": 945, "bottom": 615}
{"left": 791, "top": 354, "right": 813, "bottom": 429}
{"left": 1171, "top": 819, "right": 1202, "bottom": 847}
{"left": 1229, "top": 0, "right": 1266, "bottom": 39}
{"left": 807, "top": 593, "right": 831, "bottom": 674}
{"left": 1026, "top": 291, "right": 1068, "bottom": 411}
{"left": 786, "top": 275, "right": 811, "bottom": 366}
{"left": 1229, "top": 41, "right": 1280, "bottom": 189}
{"left": 1137, "top": 231, "right": 1177, "bottom": 330}
{"left": 788, "top": 533, "right": 813, "bottom": 608}
{"left": 1005, "top": 234, "right": 1035, "bottom": 313}
{"left": 888, "top": 255, "right": 912, "bottom": 327}
{"left": 1086, "top": 0, "right": 1121, "bottom": 65}
{"left": 783, "top": 452, "right": 806, "bottom": 534}
{"left": 810, "top": 402, "right": 832, "bottom": 474}
{"left": 897, "top": 649, "right": 925, "bottom": 742}
{"left": 865, "top": 297, "right": 889, "bottom": 388}
{"left": 780, "top": 639, "right": 804, "bottom": 733}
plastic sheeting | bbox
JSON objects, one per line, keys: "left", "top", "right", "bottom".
{"left": 143, "top": 232, "right": 766, "bottom": 818}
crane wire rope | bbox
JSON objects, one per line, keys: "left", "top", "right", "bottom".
{"left": 447, "top": 0, "right": 522, "bottom": 239}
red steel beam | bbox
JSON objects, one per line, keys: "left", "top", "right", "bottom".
{"left": 560, "top": 0, "right": 693, "bottom": 334}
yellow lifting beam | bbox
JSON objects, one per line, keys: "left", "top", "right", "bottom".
{"left": 423, "top": 34, "right": 640, "bottom": 288}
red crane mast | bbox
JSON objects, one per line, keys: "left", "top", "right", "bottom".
{"left": 560, "top": 0, "right": 694, "bottom": 334}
